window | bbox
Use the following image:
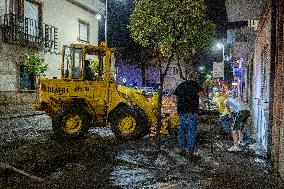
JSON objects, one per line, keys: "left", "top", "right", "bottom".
{"left": 7, "top": 0, "right": 21, "bottom": 14}
{"left": 63, "top": 47, "right": 83, "bottom": 79}
{"left": 19, "top": 65, "right": 35, "bottom": 90}
{"left": 260, "top": 45, "right": 269, "bottom": 101}
{"left": 3, "top": 0, "right": 43, "bottom": 44}
{"left": 24, "top": 0, "right": 40, "bottom": 41}
{"left": 79, "top": 20, "right": 89, "bottom": 43}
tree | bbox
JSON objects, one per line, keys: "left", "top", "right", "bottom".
{"left": 23, "top": 53, "right": 48, "bottom": 91}
{"left": 129, "top": 0, "right": 216, "bottom": 145}
{"left": 89, "top": 58, "right": 100, "bottom": 75}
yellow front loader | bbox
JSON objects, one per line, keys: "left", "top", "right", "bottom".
{"left": 33, "top": 44, "right": 177, "bottom": 140}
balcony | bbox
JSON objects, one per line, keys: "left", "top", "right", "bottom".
{"left": 0, "top": 13, "right": 58, "bottom": 52}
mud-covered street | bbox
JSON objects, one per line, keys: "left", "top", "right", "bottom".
{"left": 0, "top": 114, "right": 283, "bottom": 189}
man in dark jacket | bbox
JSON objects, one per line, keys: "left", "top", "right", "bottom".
{"left": 84, "top": 60, "right": 94, "bottom": 80}
{"left": 174, "top": 72, "right": 203, "bottom": 156}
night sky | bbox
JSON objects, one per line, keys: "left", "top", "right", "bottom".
{"left": 101, "top": 0, "right": 231, "bottom": 82}
{"left": 101, "top": 0, "right": 229, "bottom": 47}
{"left": 204, "top": 0, "right": 228, "bottom": 38}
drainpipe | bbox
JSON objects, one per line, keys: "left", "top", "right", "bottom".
{"left": 267, "top": 0, "right": 277, "bottom": 173}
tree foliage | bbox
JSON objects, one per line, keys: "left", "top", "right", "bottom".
{"left": 90, "top": 59, "right": 100, "bottom": 74}
{"left": 23, "top": 53, "right": 48, "bottom": 78}
{"left": 129, "top": 0, "right": 216, "bottom": 59}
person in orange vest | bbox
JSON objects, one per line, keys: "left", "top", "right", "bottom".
{"left": 213, "top": 92, "right": 232, "bottom": 136}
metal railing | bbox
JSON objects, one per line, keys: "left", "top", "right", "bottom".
{"left": 0, "top": 13, "right": 58, "bottom": 52}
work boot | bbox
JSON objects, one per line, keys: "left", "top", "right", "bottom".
{"left": 227, "top": 146, "right": 242, "bottom": 152}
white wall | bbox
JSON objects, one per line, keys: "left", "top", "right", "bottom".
{"left": 251, "top": 26, "right": 271, "bottom": 152}
{"left": 0, "top": 45, "right": 32, "bottom": 91}
{"left": 0, "top": 0, "right": 6, "bottom": 16}
{"left": 0, "top": 0, "right": 102, "bottom": 90}
{"left": 42, "top": 0, "right": 101, "bottom": 78}
{"left": 76, "top": 0, "right": 105, "bottom": 14}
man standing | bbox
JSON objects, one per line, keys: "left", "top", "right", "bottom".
{"left": 174, "top": 72, "right": 203, "bottom": 156}
{"left": 224, "top": 95, "right": 250, "bottom": 152}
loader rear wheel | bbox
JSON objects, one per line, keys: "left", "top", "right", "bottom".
{"left": 110, "top": 106, "right": 150, "bottom": 141}
{"left": 52, "top": 107, "right": 90, "bottom": 139}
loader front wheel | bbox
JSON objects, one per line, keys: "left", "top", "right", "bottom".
{"left": 110, "top": 107, "right": 150, "bottom": 141}
{"left": 52, "top": 107, "right": 90, "bottom": 139}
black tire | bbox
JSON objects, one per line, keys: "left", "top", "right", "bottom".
{"left": 52, "top": 107, "right": 90, "bottom": 139}
{"left": 110, "top": 106, "right": 150, "bottom": 141}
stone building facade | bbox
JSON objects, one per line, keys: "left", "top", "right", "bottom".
{"left": 251, "top": 4, "right": 271, "bottom": 153}
{"left": 226, "top": 0, "right": 284, "bottom": 178}
{"left": 0, "top": 0, "right": 104, "bottom": 110}
{"left": 249, "top": 1, "right": 284, "bottom": 178}
{"left": 115, "top": 58, "right": 189, "bottom": 91}
{"left": 0, "top": 0, "right": 104, "bottom": 91}
{"left": 270, "top": 0, "right": 284, "bottom": 178}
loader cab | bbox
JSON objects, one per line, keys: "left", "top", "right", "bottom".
{"left": 61, "top": 44, "right": 115, "bottom": 81}
{"left": 62, "top": 47, "right": 83, "bottom": 79}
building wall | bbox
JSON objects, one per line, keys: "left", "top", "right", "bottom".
{"left": 163, "top": 61, "right": 188, "bottom": 90}
{"left": 273, "top": 0, "right": 284, "bottom": 178}
{"left": 0, "top": 0, "right": 101, "bottom": 91}
{"left": 116, "top": 61, "right": 143, "bottom": 86}
{"left": 251, "top": 5, "right": 271, "bottom": 152}
{"left": 116, "top": 59, "right": 187, "bottom": 91}
{"left": 0, "top": 44, "right": 35, "bottom": 91}
{"left": 229, "top": 42, "right": 251, "bottom": 100}
{"left": 225, "top": 0, "right": 263, "bottom": 22}
{"left": 227, "top": 26, "right": 257, "bottom": 101}
{"left": 42, "top": 0, "right": 100, "bottom": 79}
{"left": 72, "top": 0, "right": 104, "bottom": 12}
{"left": 0, "top": 0, "right": 5, "bottom": 16}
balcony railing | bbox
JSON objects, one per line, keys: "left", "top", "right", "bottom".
{"left": 0, "top": 13, "right": 58, "bottom": 52}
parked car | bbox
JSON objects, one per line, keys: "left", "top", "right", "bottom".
{"left": 140, "top": 87, "right": 157, "bottom": 96}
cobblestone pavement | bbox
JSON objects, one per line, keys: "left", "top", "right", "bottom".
{"left": 0, "top": 104, "right": 45, "bottom": 119}
{"left": 0, "top": 113, "right": 284, "bottom": 188}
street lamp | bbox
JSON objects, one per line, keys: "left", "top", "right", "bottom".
{"left": 96, "top": 0, "right": 127, "bottom": 47}
{"left": 96, "top": 0, "right": 108, "bottom": 46}
{"left": 198, "top": 65, "right": 206, "bottom": 73}
{"left": 216, "top": 43, "right": 225, "bottom": 63}
{"left": 105, "top": 0, "right": 108, "bottom": 46}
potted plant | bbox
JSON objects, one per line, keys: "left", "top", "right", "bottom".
{"left": 22, "top": 53, "right": 48, "bottom": 98}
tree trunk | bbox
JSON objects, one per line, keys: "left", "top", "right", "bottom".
{"left": 176, "top": 56, "right": 186, "bottom": 80}
{"left": 35, "top": 76, "right": 40, "bottom": 101}
{"left": 152, "top": 68, "right": 164, "bottom": 149}
{"left": 152, "top": 53, "right": 174, "bottom": 149}
{"left": 141, "top": 61, "right": 146, "bottom": 86}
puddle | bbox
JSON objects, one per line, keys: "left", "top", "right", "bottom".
{"left": 116, "top": 149, "right": 151, "bottom": 165}
{"left": 254, "top": 158, "right": 266, "bottom": 164}
{"left": 89, "top": 127, "right": 114, "bottom": 137}
{"left": 110, "top": 165, "right": 156, "bottom": 187}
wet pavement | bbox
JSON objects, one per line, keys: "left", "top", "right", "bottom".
{"left": 0, "top": 114, "right": 284, "bottom": 188}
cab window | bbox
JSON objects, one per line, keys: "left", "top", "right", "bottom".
{"left": 63, "top": 48, "right": 83, "bottom": 79}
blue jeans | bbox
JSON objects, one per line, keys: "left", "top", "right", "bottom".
{"left": 178, "top": 113, "right": 199, "bottom": 154}
{"left": 220, "top": 114, "right": 232, "bottom": 134}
